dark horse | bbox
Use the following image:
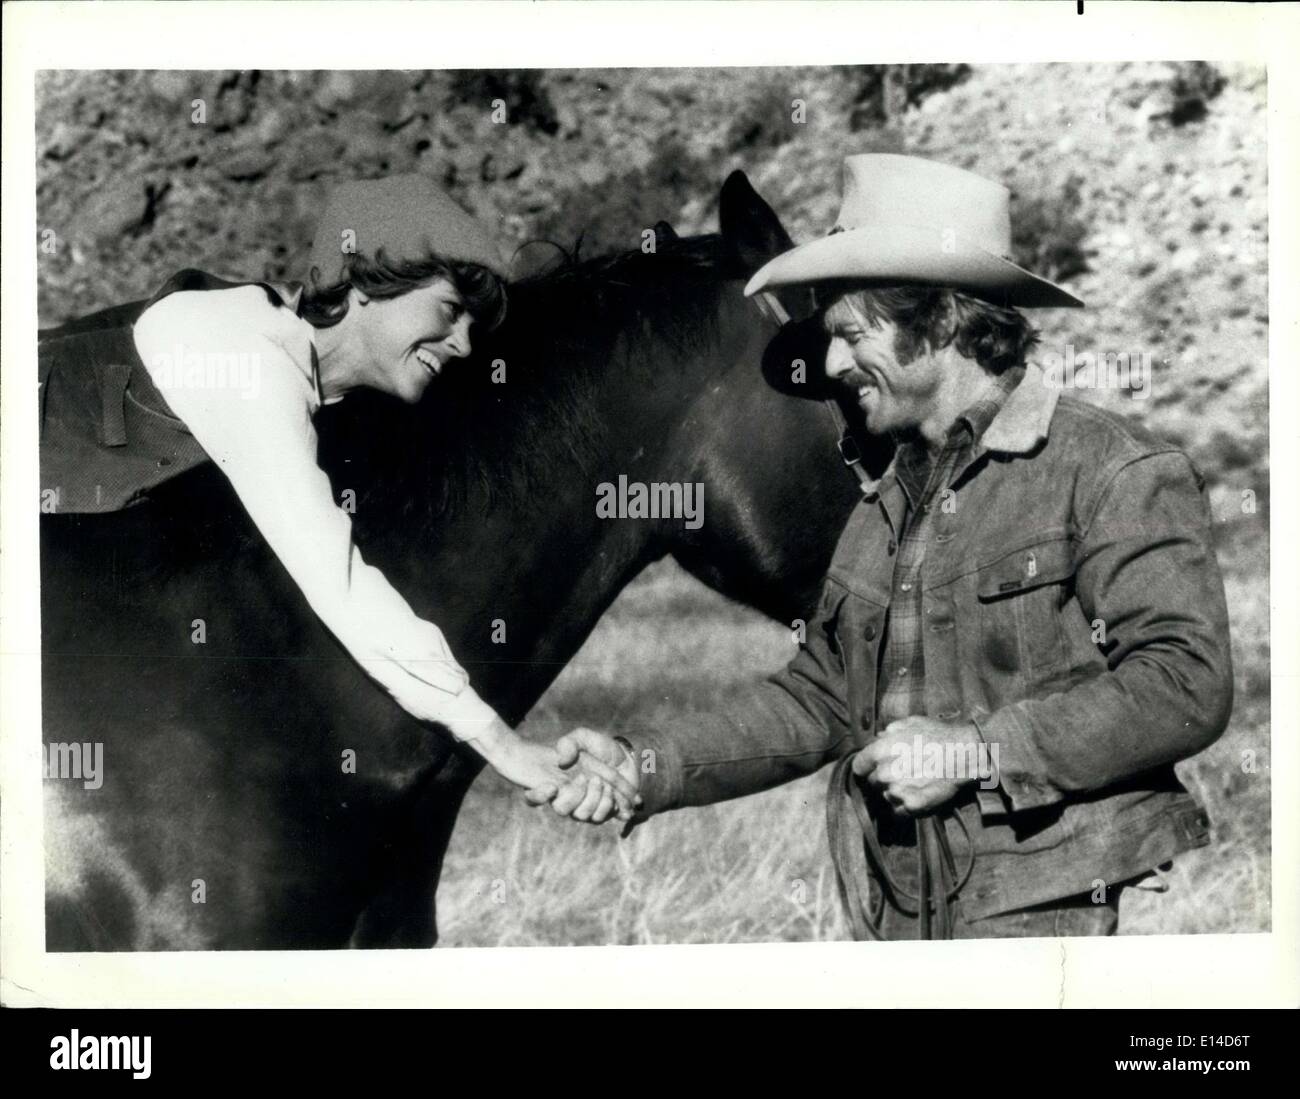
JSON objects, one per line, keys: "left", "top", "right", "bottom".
{"left": 41, "top": 173, "right": 885, "bottom": 949}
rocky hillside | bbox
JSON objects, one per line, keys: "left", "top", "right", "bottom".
{"left": 37, "top": 62, "right": 1267, "bottom": 500}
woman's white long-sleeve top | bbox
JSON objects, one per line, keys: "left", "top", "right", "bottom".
{"left": 133, "top": 285, "right": 498, "bottom": 739}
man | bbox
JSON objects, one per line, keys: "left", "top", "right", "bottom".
{"left": 545, "top": 154, "right": 1233, "bottom": 940}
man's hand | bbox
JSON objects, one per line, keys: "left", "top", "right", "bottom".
{"left": 527, "top": 727, "right": 642, "bottom": 824}
{"left": 852, "top": 716, "right": 983, "bottom": 816}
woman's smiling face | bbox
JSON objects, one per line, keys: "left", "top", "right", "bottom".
{"left": 357, "top": 277, "right": 474, "bottom": 403}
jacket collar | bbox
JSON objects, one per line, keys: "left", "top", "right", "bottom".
{"left": 976, "top": 362, "right": 1060, "bottom": 456}
{"left": 860, "top": 363, "right": 1061, "bottom": 503}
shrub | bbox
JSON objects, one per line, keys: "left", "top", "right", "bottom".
{"left": 1010, "top": 175, "right": 1090, "bottom": 284}
{"left": 844, "top": 64, "right": 973, "bottom": 130}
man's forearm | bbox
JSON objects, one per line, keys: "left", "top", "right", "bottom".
{"left": 629, "top": 654, "right": 853, "bottom": 815}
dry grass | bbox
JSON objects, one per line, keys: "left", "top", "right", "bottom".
{"left": 439, "top": 519, "right": 1269, "bottom": 945}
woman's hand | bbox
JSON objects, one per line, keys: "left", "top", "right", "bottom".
{"left": 474, "top": 721, "right": 566, "bottom": 797}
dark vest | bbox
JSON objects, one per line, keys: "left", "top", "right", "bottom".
{"left": 39, "top": 270, "right": 302, "bottom": 513}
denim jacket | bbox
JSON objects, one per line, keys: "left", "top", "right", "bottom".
{"left": 632, "top": 364, "right": 1233, "bottom": 919}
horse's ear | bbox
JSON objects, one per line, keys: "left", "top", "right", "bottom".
{"left": 720, "top": 171, "right": 792, "bottom": 273}
{"left": 720, "top": 171, "right": 812, "bottom": 318}
{"left": 653, "top": 220, "right": 679, "bottom": 248}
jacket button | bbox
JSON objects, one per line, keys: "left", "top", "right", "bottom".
{"left": 863, "top": 624, "right": 876, "bottom": 641}
{"left": 157, "top": 458, "right": 172, "bottom": 468}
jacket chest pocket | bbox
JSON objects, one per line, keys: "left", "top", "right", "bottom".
{"left": 819, "top": 586, "right": 849, "bottom": 674}
{"left": 975, "top": 536, "right": 1075, "bottom": 672}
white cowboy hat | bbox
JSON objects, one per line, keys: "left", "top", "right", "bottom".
{"left": 744, "top": 154, "right": 1084, "bottom": 309}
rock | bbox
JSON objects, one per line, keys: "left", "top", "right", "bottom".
{"left": 255, "top": 108, "right": 290, "bottom": 147}
{"left": 313, "top": 72, "right": 360, "bottom": 113}
{"left": 220, "top": 148, "right": 278, "bottom": 181}
{"left": 313, "top": 71, "right": 409, "bottom": 116}
{"left": 368, "top": 72, "right": 416, "bottom": 128}
{"left": 288, "top": 138, "right": 347, "bottom": 181}
{"left": 70, "top": 177, "right": 148, "bottom": 244}
{"left": 149, "top": 71, "right": 192, "bottom": 104}
{"left": 42, "top": 122, "right": 85, "bottom": 162}
{"left": 340, "top": 119, "right": 393, "bottom": 166}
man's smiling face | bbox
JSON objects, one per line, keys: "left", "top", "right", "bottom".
{"left": 821, "top": 291, "right": 944, "bottom": 437}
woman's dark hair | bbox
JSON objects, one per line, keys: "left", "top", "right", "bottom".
{"left": 820, "top": 284, "right": 1039, "bottom": 375}
{"left": 301, "top": 248, "right": 507, "bottom": 331}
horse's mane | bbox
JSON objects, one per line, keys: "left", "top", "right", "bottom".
{"left": 316, "top": 233, "right": 744, "bottom": 529}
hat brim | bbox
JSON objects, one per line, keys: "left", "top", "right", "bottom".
{"left": 744, "top": 224, "right": 1084, "bottom": 309}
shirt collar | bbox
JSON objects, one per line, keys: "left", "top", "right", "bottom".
{"left": 893, "top": 366, "right": 1025, "bottom": 499}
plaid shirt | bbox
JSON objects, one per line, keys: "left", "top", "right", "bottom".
{"left": 876, "top": 367, "right": 1025, "bottom": 728}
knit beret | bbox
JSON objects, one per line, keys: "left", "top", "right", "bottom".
{"left": 307, "top": 174, "right": 507, "bottom": 286}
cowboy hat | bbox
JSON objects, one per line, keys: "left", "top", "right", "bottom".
{"left": 744, "top": 154, "right": 1084, "bottom": 309}
{"left": 308, "top": 174, "right": 507, "bottom": 286}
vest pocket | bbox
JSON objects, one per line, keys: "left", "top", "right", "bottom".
{"left": 976, "top": 536, "right": 1074, "bottom": 672}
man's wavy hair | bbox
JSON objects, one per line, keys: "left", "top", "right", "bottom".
{"left": 300, "top": 248, "right": 508, "bottom": 331}
{"left": 819, "top": 284, "right": 1039, "bottom": 376}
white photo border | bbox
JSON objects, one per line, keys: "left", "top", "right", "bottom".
{"left": 3, "top": 0, "right": 1296, "bottom": 1009}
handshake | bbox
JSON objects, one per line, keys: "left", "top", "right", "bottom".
{"left": 501, "top": 728, "right": 643, "bottom": 825}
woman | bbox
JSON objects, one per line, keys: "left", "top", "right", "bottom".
{"left": 120, "top": 174, "right": 633, "bottom": 814}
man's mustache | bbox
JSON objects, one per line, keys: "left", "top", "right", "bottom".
{"left": 835, "top": 369, "right": 876, "bottom": 391}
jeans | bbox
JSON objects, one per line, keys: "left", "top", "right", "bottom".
{"left": 876, "top": 883, "right": 1122, "bottom": 940}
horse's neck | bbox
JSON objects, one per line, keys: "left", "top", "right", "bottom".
{"left": 658, "top": 299, "right": 865, "bottom": 624}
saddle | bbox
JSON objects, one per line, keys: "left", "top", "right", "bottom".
{"left": 38, "top": 270, "right": 300, "bottom": 513}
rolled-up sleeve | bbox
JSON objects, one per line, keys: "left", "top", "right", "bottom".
{"left": 133, "top": 290, "right": 498, "bottom": 739}
{"left": 975, "top": 451, "right": 1234, "bottom": 812}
